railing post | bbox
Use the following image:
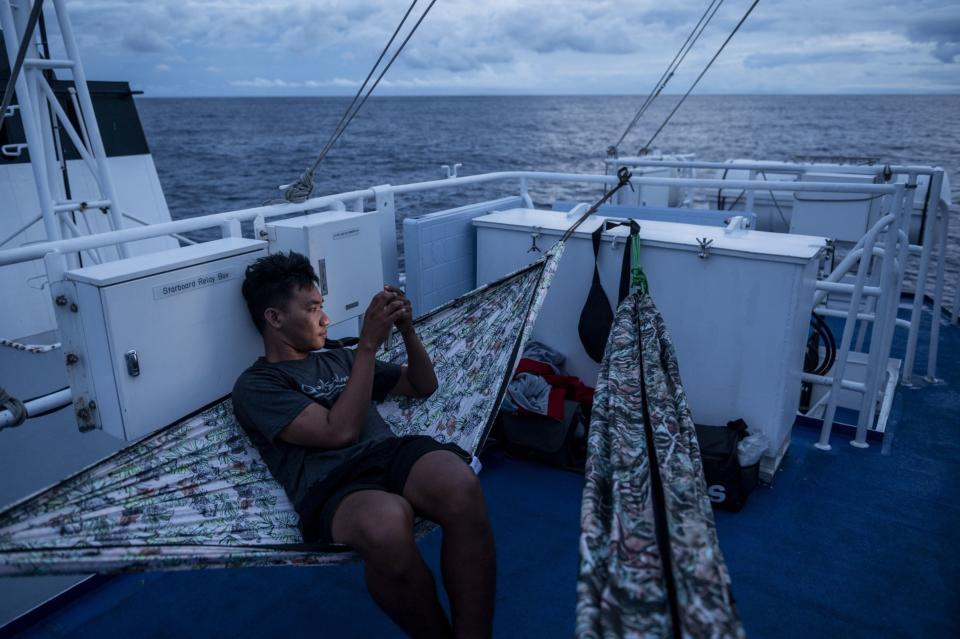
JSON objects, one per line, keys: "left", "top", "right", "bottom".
{"left": 519, "top": 177, "right": 534, "bottom": 209}
{"left": 901, "top": 171, "right": 936, "bottom": 384}
{"left": 853, "top": 214, "right": 900, "bottom": 446}
{"left": 925, "top": 181, "right": 950, "bottom": 383}
{"left": 370, "top": 185, "right": 398, "bottom": 286}
{"left": 220, "top": 219, "right": 242, "bottom": 238}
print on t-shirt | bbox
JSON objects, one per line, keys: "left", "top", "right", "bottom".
{"left": 299, "top": 375, "right": 349, "bottom": 403}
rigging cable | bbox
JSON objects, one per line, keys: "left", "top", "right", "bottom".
{"left": 282, "top": 0, "right": 439, "bottom": 203}
{"left": 610, "top": 0, "right": 725, "bottom": 155}
{"left": 560, "top": 167, "right": 635, "bottom": 243}
{"left": 639, "top": 0, "right": 761, "bottom": 154}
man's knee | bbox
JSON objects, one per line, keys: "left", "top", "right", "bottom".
{"left": 334, "top": 493, "right": 417, "bottom": 570}
{"left": 430, "top": 464, "right": 487, "bottom": 526}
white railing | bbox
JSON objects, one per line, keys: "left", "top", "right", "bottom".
{"left": 609, "top": 157, "right": 952, "bottom": 385}
{"left": 0, "top": 171, "right": 904, "bottom": 266}
{"left": 0, "top": 171, "right": 905, "bottom": 448}
{"left": 804, "top": 213, "right": 909, "bottom": 448}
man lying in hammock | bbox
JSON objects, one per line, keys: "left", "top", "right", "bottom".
{"left": 233, "top": 252, "right": 495, "bottom": 639}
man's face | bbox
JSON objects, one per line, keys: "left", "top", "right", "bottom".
{"left": 273, "top": 285, "right": 331, "bottom": 352}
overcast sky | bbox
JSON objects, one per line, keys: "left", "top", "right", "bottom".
{"left": 52, "top": 0, "right": 960, "bottom": 96}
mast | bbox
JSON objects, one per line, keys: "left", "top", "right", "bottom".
{"left": 0, "top": 0, "right": 129, "bottom": 262}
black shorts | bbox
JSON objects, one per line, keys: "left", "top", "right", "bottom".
{"left": 298, "top": 435, "right": 471, "bottom": 545}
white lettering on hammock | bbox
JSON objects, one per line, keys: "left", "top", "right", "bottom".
{"left": 153, "top": 268, "right": 237, "bottom": 300}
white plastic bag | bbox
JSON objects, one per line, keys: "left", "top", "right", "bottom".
{"left": 737, "top": 432, "right": 768, "bottom": 466}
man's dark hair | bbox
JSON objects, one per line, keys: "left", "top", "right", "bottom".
{"left": 242, "top": 251, "right": 319, "bottom": 334}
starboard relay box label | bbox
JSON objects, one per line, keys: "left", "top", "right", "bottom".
{"left": 152, "top": 266, "right": 239, "bottom": 300}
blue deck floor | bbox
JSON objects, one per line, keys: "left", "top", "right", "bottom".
{"left": 5, "top": 315, "right": 959, "bottom": 638}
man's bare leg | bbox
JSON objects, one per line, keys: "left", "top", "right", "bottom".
{"left": 331, "top": 489, "right": 452, "bottom": 638}
{"left": 404, "top": 451, "right": 496, "bottom": 639}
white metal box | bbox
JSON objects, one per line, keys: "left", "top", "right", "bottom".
{"left": 790, "top": 172, "right": 880, "bottom": 242}
{"left": 59, "top": 238, "right": 267, "bottom": 440}
{"left": 474, "top": 209, "right": 825, "bottom": 479}
{"left": 267, "top": 211, "right": 384, "bottom": 328}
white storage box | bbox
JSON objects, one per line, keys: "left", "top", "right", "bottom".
{"left": 267, "top": 211, "right": 384, "bottom": 328}
{"left": 474, "top": 209, "right": 825, "bottom": 478}
{"left": 790, "top": 172, "right": 881, "bottom": 242}
{"left": 59, "top": 238, "right": 267, "bottom": 440}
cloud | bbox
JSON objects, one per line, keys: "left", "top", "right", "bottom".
{"left": 402, "top": 44, "right": 513, "bottom": 73}
{"left": 155, "top": 63, "right": 172, "bottom": 72}
{"left": 906, "top": 13, "right": 960, "bottom": 62}
{"left": 643, "top": 7, "right": 697, "bottom": 29}
{"left": 230, "top": 78, "right": 300, "bottom": 88}
{"left": 230, "top": 77, "right": 359, "bottom": 88}
{"left": 63, "top": 0, "right": 960, "bottom": 95}
{"left": 120, "top": 29, "right": 170, "bottom": 53}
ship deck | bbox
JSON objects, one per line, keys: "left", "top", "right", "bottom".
{"left": 3, "top": 309, "right": 958, "bottom": 639}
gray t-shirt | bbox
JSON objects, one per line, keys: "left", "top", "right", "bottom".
{"left": 231, "top": 348, "right": 403, "bottom": 512}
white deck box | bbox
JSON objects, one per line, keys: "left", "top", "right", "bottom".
{"left": 60, "top": 238, "right": 267, "bottom": 440}
{"left": 475, "top": 209, "right": 825, "bottom": 478}
{"left": 267, "top": 211, "right": 384, "bottom": 337}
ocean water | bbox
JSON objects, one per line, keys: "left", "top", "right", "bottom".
{"left": 136, "top": 94, "right": 960, "bottom": 307}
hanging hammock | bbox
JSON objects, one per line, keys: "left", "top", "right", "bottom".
{"left": 577, "top": 291, "right": 745, "bottom": 639}
{"left": 0, "top": 247, "right": 562, "bottom": 576}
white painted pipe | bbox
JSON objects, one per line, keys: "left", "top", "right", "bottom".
{"left": 815, "top": 281, "right": 882, "bottom": 297}
{"left": 854, "top": 203, "right": 903, "bottom": 447}
{"left": 800, "top": 372, "right": 866, "bottom": 393}
{"left": 23, "top": 57, "right": 74, "bottom": 69}
{"left": 926, "top": 199, "right": 950, "bottom": 382}
{"left": 902, "top": 170, "right": 942, "bottom": 383}
{"left": 813, "top": 214, "right": 896, "bottom": 306}
{"left": 0, "top": 388, "right": 72, "bottom": 428}
{"left": 606, "top": 158, "right": 939, "bottom": 176}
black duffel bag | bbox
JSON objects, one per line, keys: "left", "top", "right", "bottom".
{"left": 694, "top": 419, "right": 760, "bottom": 512}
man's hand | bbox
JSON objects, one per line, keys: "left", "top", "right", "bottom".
{"left": 384, "top": 285, "right": 414, "bottom": 335}
{"left": 359, "top": 290, "right": 405, "bottom": 351}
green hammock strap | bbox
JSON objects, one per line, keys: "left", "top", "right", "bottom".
{"left": 630, "top": 230, "right": 649, "bottom": 296}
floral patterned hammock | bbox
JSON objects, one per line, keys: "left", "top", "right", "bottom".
{"left": 0, "top": 248, "right": 562, "bottom": 576}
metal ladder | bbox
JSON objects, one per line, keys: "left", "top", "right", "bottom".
{"left": 0, "top": 0, "right": 128, "bottom": 265}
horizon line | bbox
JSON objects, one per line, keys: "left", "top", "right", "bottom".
{"left": 134, "top": 92, "right": 960, "bottom": 99}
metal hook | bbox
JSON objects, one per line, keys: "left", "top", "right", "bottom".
{"left": 528, "top": 227, "right": 542, "bottom": 253}
{"left": 1, "top": 144, "right": 27, "bottom": 158}
{"left": 696, "top": 237, "right": 713, "bottom": 259}
{"left": 441, "top": 163, "right": 463, "bottom": 179}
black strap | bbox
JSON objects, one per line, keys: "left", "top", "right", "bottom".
{"left": 577, "top": 220, "right": 641, "bottom": 363}
{"left": 577, "top": 225, "right": 615, "bottom": 363}
{"left": 726, "top": 418, "right": 750, "bottom": 440}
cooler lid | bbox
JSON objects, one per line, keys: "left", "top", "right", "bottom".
{"left": 66, "top": 238, "right": 266, "bottom": 286}
{"left": 267, "top": 209, "right": 370, "bottom": 229}
{"left": 473, "top": 208, "right": 825, "bottom": 262}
